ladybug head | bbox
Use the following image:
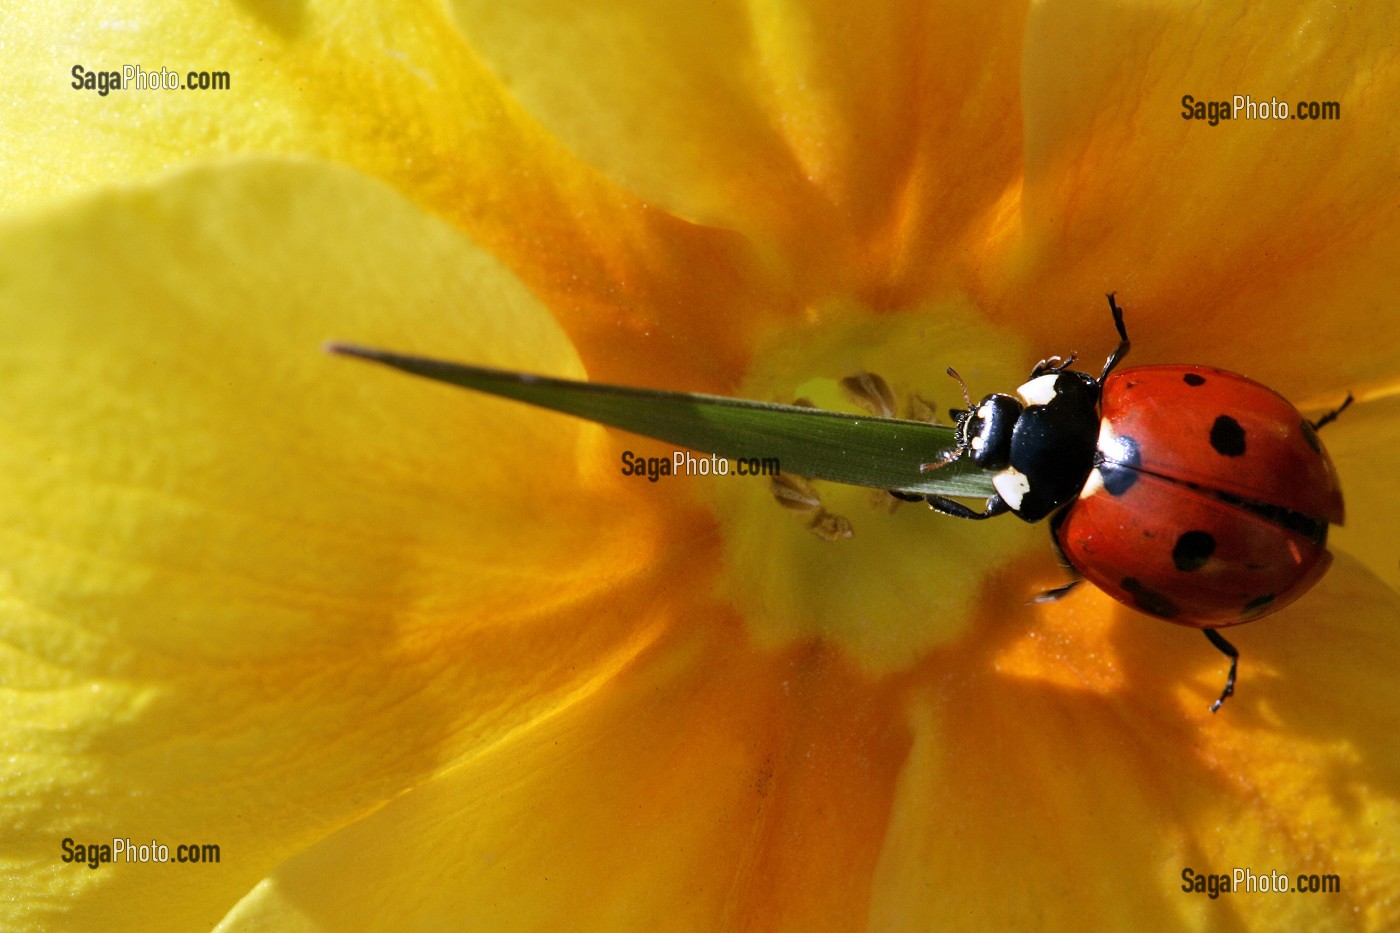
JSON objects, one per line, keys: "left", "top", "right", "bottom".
{"left": 938, "top": 367, "right": 1024, "bottom": 471}
{"left": 954, "top": 393, "right": 1023, "bottom": 470}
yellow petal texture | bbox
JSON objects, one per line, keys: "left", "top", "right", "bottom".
{"left": 871, "top": 554, "right": 1400, "bottom": 931}
{"left": 215, "top": 624, "right": 911, "bottom": 930}
{"left": 448, "top": 0, "right": 1029, "bottom": 302}
{"left": 1006, "top": 0, "right": 1400, "bottom": 400}
{"left": 0, "top": 161, "right": 690, "bottom": 929}
{"left": 0, "top": 0, "right": 787, "bottom": 389}
{"left": 1326, "top": 392, "right": 1400, "bottom": 592}
{"left": 214, "top": 552, "right": 1400, "bottom": 932}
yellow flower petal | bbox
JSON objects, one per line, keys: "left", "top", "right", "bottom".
{"left": 2, "top": 0, "right": 788, "bottom": 388}
{"left": 1006, "top": 0, "right": 1400, "bottom": 399}
{"left": 871, "top": 555, "right": 1400, "bottom": 930}
{"left": 1325, "top": 393, "right": 1400, "bottom": 592}
{"left": 0, "top": 159, "right": 684, "bottom": 928}
{"left": 214, "top": 621, "right": 911, "bottom": 931}
{"left": 449, "top": 0, "right": 1029, "bottom": 299}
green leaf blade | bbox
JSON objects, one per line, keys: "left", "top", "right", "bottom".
{"left": 328, "top": 344, "right": 997, "bottom": 498}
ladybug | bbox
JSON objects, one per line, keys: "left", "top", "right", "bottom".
{"left": 909, "top": 294, "right": 1350, "bottom": 712}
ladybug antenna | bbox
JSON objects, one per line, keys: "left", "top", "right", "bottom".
{"left": 946, "top": 366, "right": 973, "bottom": 409}
{"left": 922, "top": 367, "right": 975, "bottom": 473}
{"left": 919, "top": 450, "right": 960, "bottom": 472}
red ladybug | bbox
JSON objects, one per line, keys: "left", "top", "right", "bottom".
{"left": 911, "top": 295, "right": 1349, "bottom": 711}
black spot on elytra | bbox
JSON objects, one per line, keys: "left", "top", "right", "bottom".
{"left": 1210, "top": 415, "right": 1246, "bottom": 456}
{"left": 1096, "top": 433, "right": 1141, "bottom": 496}
{"left": 1183, "top": 372, "right": 1206, "bottom": 387}
{"left": 1120, "top": 577, "right": 1180, "bottom": 619}
{"left": 1243, "top": 593, "right": 1276, "bottom": 615}
{"left": 1099, "top": 463, "right": 1138, "bottom": 496}
{"left": 1300, "top": 419, "right": 1323, "bottom": 453}
{"left": 1108, "top": 433, "right": 1141, "bottom": 468}
{"left": 1172, "top": 531, "right": 1216, "bottom": 571}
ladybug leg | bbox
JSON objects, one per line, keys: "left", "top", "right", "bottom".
{"left": 1099, "top": 292, "right": 1132, "bottom": 382}
{"left": 1032, "top": 510, "right": 1084, "bottom": 601}
{"left": 923, "top": 493, "right": 1011, "bottom": 521}
{"left": 1030, "top": 352, "right": 1079, "bottom": 378}
{"left": 1309, "top": 393, "right": 1354, "bottom": 432}
{"left": 888, "top": 490, "right": 925, "bottom": 503}
{"left": 1030, "top": 578, "right": 1083, "bottom": 603}
{"left": 1203, "top": 628, "right": 1239, "bottom": 713}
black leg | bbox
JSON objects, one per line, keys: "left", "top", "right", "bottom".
{"left": 924, "top": 494, "right": 1010, "bottom": 521}
{"left": 1030, "top": 352, "right": 1079, "bottom": 378}
{"left": 888, "top": 490, "right": 925, "bottom": 503}
{"left": 1030, "top": 578, "right": 1084, "bottom": 603}
{"left": 1310, "top": 393, "right": 1354, "bottom": 432}
{"left": 1203, "top": 628, "right": 1239, "bottom": 713}
{"left": 1099, "top": 293, "right": 1132, "bottom": 382}
{"left": 1047, "top": 507, "right": 1075, "bottom": 566}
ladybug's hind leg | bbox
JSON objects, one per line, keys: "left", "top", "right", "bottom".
{"left": 1030, "top": 578, "right": 1083, "bottom": 604}
{"left": 1032, "top": 508, "right": 1084, "bottom": 602}
{"left": 1309, "top": 393, "right": 1354, "bottom": 432}
{"left": 1203, "top": 628, "right": 1239, "bottom": 713}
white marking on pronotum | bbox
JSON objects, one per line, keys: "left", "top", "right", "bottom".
{"left": 1016, "top": 374, "right": 1059, "bottom": 406}
{"left": 1079, "top": 468, "right": 1106, "bottom": 499}
{"left": 970, "top": 436, "right": 985, "bottom": 451}
{"left": 977, "top": 401, "right": 994, "bottom": 420}
{"left": 993, "top": 467, "right": 1031, "bottom": 511}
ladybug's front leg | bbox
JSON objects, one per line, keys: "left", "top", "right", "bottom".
{"left": 1098, "top": 292, "right": 1132, "bottom": 381}
{"left": 1203, "top": 629, "right": 1239, "bottom": 713}
{"left": 1030, "top": 352, "right": 1078, "bottom": 379}
{"left": 923, "top": 493, "right": 1011, "bottom": 520}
